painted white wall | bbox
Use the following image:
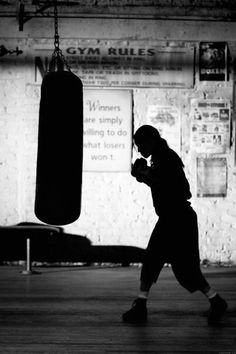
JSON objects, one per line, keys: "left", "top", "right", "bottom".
{"left": 0, "top": 16, "right": 236, "bottom": 263}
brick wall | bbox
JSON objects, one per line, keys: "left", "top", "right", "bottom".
{"left": 0, "top": 15, "right": 236, "bottom": 264}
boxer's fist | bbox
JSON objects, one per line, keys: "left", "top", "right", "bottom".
{"left": 131, "top": 158, "right": 147, "bottom": 177}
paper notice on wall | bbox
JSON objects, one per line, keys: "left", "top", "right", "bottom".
{"left": 146, "top": 105, "right": 181, "bottom": 153}
{"left": 191, "top": 99, "right": 231, "bottom": 154}
{"left": 197, "top": 157, "right": 227, "bottom": 197}
{"left": 83, "top": 89, "right": 132, "bottom": 172}
{"left": 33, "top": 40, "right": 194, "bottom": 88}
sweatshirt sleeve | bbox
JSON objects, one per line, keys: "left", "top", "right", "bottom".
{"left": 138, "top": 149, "right": 191, "bottom": 201}
{"left": 135, "top": 165, "right": 158, "bottom": 186}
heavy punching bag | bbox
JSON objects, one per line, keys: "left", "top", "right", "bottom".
{"left": 35, "top": 69, "right": 83, "bottom": 225}
{"left": 35, "top": 3, "right": 83, "bottom": 225}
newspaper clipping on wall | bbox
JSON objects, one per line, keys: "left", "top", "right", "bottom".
{"left": 191, "top": 99, "right": 231, "bottom": 154}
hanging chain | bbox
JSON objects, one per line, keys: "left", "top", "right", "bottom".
{"left": 50, "top": 0, "right": 71, "bottom": 71}
{"left": 54, "top": 0, "right": 60, "bottom": 52}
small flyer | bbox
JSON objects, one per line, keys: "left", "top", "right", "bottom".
{"left": 146, "top": 105, "right": 181, "bottom": 154}
{"left": 191, "top": 99, "right": 231, "bottom": 154}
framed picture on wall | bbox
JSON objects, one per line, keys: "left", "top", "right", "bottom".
{"left": 199, "top": 42, "right": 229, "bottom": 81}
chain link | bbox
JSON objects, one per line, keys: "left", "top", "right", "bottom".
{"left": 50, "top": 0, "right": 71, "bottom": 71}
{"left": 54, "top": 0, "right": 59, "bottom": 51}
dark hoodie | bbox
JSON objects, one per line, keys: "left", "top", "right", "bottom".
{"left": 140, "top": 140, "right": 192, "bottom": 216}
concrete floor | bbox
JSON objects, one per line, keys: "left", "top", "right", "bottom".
{"left": 0, "top": 265, "right": 235, "bottom": 354}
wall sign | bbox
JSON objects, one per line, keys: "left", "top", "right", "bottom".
{"left": 199, "top": 42, "right": 229, "bottom": 81}
{"left": 83, "top": 89, "right": 132, "bottom": 172}
{"left": 33, "top": 39, "right": 194, "bottom": 88}
{"left": 197, "top": 157, "right": 227, "bottom": 197}
{"left": 191, "top": 99, "right": 231, "bottom": 154}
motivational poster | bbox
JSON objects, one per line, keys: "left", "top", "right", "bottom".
{"left": 83, "top": 89, "right": 132, "bottom": 172}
